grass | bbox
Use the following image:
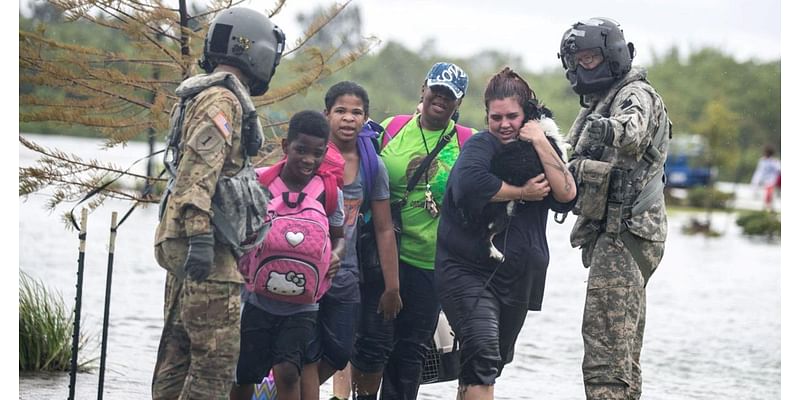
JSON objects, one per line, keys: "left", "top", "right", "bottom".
{"left": 19, "top": 271, "right": 95, "bottom": 372}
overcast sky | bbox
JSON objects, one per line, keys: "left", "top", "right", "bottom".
{"left": 267, "top": 0, "right": 781, "bottom": 72}
{"left": 16, "top": 0, "right": 781, "bottom": 71}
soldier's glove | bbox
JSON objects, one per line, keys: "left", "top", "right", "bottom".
{"left": 585, "top": 114, "right": 615, "bottom": 146}
{"left": 183, "top": 233, "right": 215, "bottom": 282}
{"left": 575, "top": 114, "right": 614, "bottom": 157}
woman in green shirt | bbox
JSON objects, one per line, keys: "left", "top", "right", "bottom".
{"left": 349, "top": 62, "right": 472, "bottom": 400}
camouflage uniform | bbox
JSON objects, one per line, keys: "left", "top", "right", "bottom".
{"left": 152, "top": 74, "right": 245, "bottom": 400}
{"left": 566, "top": 67, "right": 670, "bottom": 400}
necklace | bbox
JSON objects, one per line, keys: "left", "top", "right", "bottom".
{"left": 416, "top": 115, "right": 449, "bottom": 154}
{"left": 416, "top": 116, "right": 448, "bottom": 218}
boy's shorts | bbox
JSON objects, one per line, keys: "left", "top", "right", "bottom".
{"left": 235, "top": 301, "right": 317, "bottom": 384}
{"left": 305, "top": 295, "right": 360, "bottom": 370}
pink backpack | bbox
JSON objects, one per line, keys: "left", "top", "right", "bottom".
{"left": 254, "top": 140, "right": 344, "bottom": 216}
{"left": 238, "top": 175, "right": 333, "bottom": 304}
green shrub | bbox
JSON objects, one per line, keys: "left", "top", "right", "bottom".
{"left": 19, "top": 271, "right": 94, "bottom": 372}
{"left": 736, "top": 211, "right": 781, "bottom": 237}
{"left": 686, "top": 186, "right": 735, "bottom": 209}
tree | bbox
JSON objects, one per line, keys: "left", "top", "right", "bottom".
{"left": 647, "top": 47, "right": 780, "bottom": 182}
{"left": 692, "top": 99, "right": 739, "bottom": 227}
{"left": 295, "top": 2, "right": 364, "bottom": 54}
{"left": 693, "top": 99, "right": 740, "bottom": 181}
{"left": 19, "top": 0, "right": 379, "bottom": 220}
{"left": 25, "top": 0, "right": 65, "bottom": 23}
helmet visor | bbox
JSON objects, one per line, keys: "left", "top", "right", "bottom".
{"left": 564, "top": 47, "right": 604, "bottom": 70}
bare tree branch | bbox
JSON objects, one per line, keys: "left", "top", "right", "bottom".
{"left": 20, "top": 0, "right": 371, "bottom": 213}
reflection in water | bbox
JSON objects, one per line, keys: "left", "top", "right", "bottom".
{"left": 19, "top": 135, "right": 780, "bottom": 399}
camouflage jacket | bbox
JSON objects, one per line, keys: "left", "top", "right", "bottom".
{"left": 567, "top": 67, "right": 670, "bottom": 247}
{"left": 154, "top": 72, "right": 246, "bottom": 282}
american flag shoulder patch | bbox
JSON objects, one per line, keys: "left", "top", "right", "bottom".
{"left": 212, "top": 112, "right": 232, "bottom": 137}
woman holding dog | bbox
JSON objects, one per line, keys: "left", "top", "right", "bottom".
{"left": 435, "top": 67, "right": 577, "bottom": 400}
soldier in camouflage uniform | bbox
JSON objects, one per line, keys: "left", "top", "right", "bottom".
{"left": 558, "top": 18, "right": 671, "bottom": 400}
{"left": 152, "top": 8, "right": 285, "bottom": 399}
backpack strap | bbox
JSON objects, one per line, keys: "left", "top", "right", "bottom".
{"left": 323, "top": 141, "right": 345, "bottom": 188}
{"left": 383, "top": 114, "right": 472, "bottom": 149}
{"left": 257, "top": 161, "right": 337, "bottom": 216}
{"left": 300, "top": 175, "right": 326, "bottom": 200}
{"left": 383, "top": 114, "right": 414, "bottom": 149}
{"left": 455, "top": 124, "right": 472, "bottom": 148}
{"left": 265, "top": 175, "right": 290, "bottom": 197}
{"left": 358, "top": 120, "right": 383, "bottom": 207}
{"left": 256, "top": 161, "right": 284, "bottom": 189}
{"left": 400, "top": 125, "right": 458, "bottom": 205}
{"left": 260, "top": 145, "right": 344, "bottom": 190}
{"left": 316, "top": 170, "right": 339, "bottom": 216}
{"left": 266, "top": 176, "right": 311, "bottom": 210}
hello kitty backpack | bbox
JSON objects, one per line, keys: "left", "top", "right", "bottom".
{"left": 238, "top": 175, "right": 332, "bottom": 304}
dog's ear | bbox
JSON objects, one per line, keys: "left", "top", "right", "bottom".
{"left": 523, "top": 99, "right": 537, "bottom": 123}
{"left": 539, "top": 105, "right": 553, "bottom": 119}
{"left": 523, "top": 99, "right": 554, "bottom": 123}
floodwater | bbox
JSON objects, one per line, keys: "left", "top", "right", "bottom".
{"left": 19, "top": 134, "right": 781, "bottom": 399}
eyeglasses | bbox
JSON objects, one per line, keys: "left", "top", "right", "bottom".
{"left": 575, "top": 48, "right": 604, "bottom": 67}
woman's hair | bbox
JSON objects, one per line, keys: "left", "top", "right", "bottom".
{"left": 324, "top": 81, "right": 370, "bottom": 116}
{"left": 483, "top": 67, "right": 537, "bottom": 112}
{"left": 287, "top": 110, "right": 330, "bottom": 142}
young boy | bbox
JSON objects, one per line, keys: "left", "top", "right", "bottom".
{"left": 302, "top": 81, "right": 402, "bottom": 400}
{"left": 230, "top": 110, "right": 346, "bottom": 400}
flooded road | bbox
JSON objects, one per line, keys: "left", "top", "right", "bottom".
{"left": 19, "top": 134, "right": 781, "bottom": 399}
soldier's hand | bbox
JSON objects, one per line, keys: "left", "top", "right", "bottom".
{"left": 585, "top": 114, "right": 614, "bottom": 145}
{"left": 183, "top": 233, "right": 215, "bottom": 282}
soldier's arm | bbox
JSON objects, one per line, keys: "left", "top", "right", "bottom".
{"left": 171, "top": 92, "right": 240, "bottom": 236}
{"left": 606, "top": 85, "right": 653, "bottom": 153}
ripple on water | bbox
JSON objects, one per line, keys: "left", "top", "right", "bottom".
{"left": 19, "top": 136, "right": 780, "bottom": 399}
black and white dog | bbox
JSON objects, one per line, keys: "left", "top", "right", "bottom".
{"left": 484, "top": 104, "right": 567, "bottom": 262}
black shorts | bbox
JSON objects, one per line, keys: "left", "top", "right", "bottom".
{"left": 305, "top": 295, "right": 360, "bottom": 370}
{"left": 351, "top": 262, "right": 440, "bottom": 374}
{"left": 350, "top": 278, "right": 393, "bottom": 373}
{"left": 235, "top": 302, "right": 317, "bottom": 384}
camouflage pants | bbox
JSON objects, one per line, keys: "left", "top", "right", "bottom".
{"left": 581, "top": 232, "right": 664, "bottom": 400}
{"left": 151, "top": 272, "right": 241, "bottom": 400}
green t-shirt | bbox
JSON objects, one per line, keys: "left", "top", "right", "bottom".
{"left": 380, "top": 114, "right": 472, "bottom": 269}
